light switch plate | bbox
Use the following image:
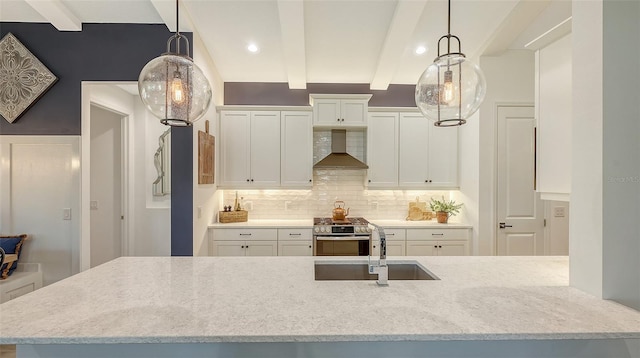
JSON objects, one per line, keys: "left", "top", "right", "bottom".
{"left": 90, "top": 201, "right": 98, "bottom": 210}
{"left": 553, "top": 206, "right": 566, "bottom": 218}
{"left": 63, "top": 208, "right": 71, "bottom": 220}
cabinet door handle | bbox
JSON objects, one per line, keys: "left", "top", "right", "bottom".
{"left": 308, "top": 245, "right": 312, "bottom": 248}
{"left": 309, "top": 179, "right": 312, "bottom": 182}
{"left": 337, "top": 118, "right": 340, "bottom": 122}
{"left": 425, "top": 180, "right": 428, "bottom": 183}
{"left": 250, "top": 179, "right": 254, "bottom": 182}
{"left": 241, "top": 245, "right": 245, "bottom": 248}
{"left": 245, "top": 245, "right": 249, "bottom": 248}
{"left": 246, "top": 179, "right": 250, "bottom": 182}
{"left": 240, "top": 233, "right": 252, "bottom": 236}
{"left": 431, "top": 233, "right": 444, "bottom": 236}
{"left": 387, "top": 233, "right": 395, "bottom": 236}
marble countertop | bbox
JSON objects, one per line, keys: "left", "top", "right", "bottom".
{"left": 209, "top": 219, "right": 313, "bottom": 228}
{"left": 1, "top": 256, "right": 639, "bottom": 344}
{"left": 208, "top": 219, "right": 471, "bottom": 229}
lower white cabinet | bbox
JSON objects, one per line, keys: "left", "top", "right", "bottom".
{"left": 406, "top": 240, "right": 468, "bottom": 256}
{"left": 371, "top": 228, "right": 406, "bottom": 256}
{"left": 277, "top": 228, "right": 313, "bottom": 256}
{"left": 404, "top": 228, "right": 470, "bottom": 256}
{"left": 210, "top": 228, "right": 278, "bottom": 256}
{"left": 278, "top": 241, "right": 313, "bottom": 256}
{"left": 212, "top": 240, "right": 278, "bottom": 256}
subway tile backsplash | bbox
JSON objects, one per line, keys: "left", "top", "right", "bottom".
{"left": 221, "top": 169, "right": 451, "bottom": 221}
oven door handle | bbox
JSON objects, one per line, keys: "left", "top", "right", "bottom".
{"left": 314, "top": 236, "right": 371, "bottom": 241}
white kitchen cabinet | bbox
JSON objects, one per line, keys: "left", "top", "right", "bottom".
{"left": 212, "top": 240, "right": 277, "bottom": 256}
{"left": 277, "top": 228, "right": 313, "bottom": 256}
{"left": 278, "top": 241, "right": 313, "bottom": 256}
{"left": 398, "top": 113, "right": 458, "bottom": 189}
{"left": 371, "top": 228, "right": 406, "bottom": 256}
{"left": 405, "top": 228, "right": 469, "bottom": 256}
{"left": 210, "top": 228, "right": 278, "bottom": 256}
{"left": 281, "top": 111, "right": 313, "bottom": 187}
{"left": 309, "top": 94, "right": 372, "bottom": 127}
{"left": 367, "top": 113, "right": 399, "bottom": 188}
{"left": 535, "top": 34, "right": 572, "bottom": 201}
{"left": 406, "top": 240, "right": 468, "bottom": 256}
{"left": 220, "top": 111, "right": 281, "bottom": 187}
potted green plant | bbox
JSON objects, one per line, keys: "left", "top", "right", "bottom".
{"left": 429, "top": 196, "right": 463, "bottom": 224}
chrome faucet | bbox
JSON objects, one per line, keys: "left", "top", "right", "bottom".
{"left": 368, "top": 223, "right": 388, "bottom": 286}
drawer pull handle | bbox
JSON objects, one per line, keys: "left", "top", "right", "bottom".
{"left": 289, "top": 233, "right": 301, "bottom": 236}
{"left": 431, "top": 233, "right": 444, "bottom": 236}
{"left": 240, "top": 233, "right": 252, "bottom": 236}
{"left": 387, "top": 233, "right": 395, "bottom": 236}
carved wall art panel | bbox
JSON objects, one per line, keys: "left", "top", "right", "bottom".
{"left": 0, "top": 33, "right": 58, "bottom": 123}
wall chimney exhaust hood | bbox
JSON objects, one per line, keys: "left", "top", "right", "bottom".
{"left": 313, "top": 129, "right": 368, "bottom": 169}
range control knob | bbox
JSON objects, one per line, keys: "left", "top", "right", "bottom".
{"left": 314, "top": 227, "right": 320, "bottom": 233}
{"left": 367, "top": 226, "right": 372, "bottom": 233}
{"left": 356, "top": 227, "right": 362, "bottom": 233}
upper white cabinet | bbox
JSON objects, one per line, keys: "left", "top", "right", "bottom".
{"left": 220, "top": 111, "right": 281, "bottom": 187}
{"left": 367, "top": 112, "right": 399, "bottom": 187}
{"left": 398, "top": 113, "right": 458, "bottom": 189}
{"left": 281, "top": 111, "right": 313, "bottom": 187}
{"left": 536, "top": 34, "right": 572, "bottom": 201}
{"left": 310, "top": 94, "right": 372, "bottom": 127}
{"left": 366, "top": 111, "right": 458, "bottom": 189}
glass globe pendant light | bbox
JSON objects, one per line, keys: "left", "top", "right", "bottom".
{"left": 138, "top": 0, "right": 212, "bottom": 126}
{"left": 415, "top": 0, "right": 486, "bottom": 127}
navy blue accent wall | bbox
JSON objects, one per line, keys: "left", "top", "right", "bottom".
{"left": 224, "top": 82, "right": 417, "bottom": 107}
{"left": 170, "top": 126, "right": 193, "bottom": 256}
{"left": 1, "top": 22, "right": 194, "bottom": 256}
{"left": 0, "top": 23, "right": 190, "bottom": 134}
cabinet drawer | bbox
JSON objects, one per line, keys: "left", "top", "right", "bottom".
{"left": 278, "top": 228, "right": 313, "bottom": 241}
{"left": 382, "top": 228, "right": 406, "bottom": 241}
{"left": 212, "top": 228, "right": 278, "bottom": 241}
{"left": 406, "top": 228, "right": 469, "bottom": 241}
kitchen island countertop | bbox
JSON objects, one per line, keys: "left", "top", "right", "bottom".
{"left": 1, "top": 256, "right": 639, "bottom": 345}
{"left": 208, "top": 219, "right": 471, "bottom": 229}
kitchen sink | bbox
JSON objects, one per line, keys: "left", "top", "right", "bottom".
{"left": 314, "top": 260, "right": 438, "bottom": 281}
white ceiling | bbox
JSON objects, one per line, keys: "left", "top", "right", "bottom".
{"left": 0, "top": 0, "right": 572, "bottom": 89}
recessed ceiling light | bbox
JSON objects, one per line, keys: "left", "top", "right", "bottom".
{"left": 415, "top": 46, "right": 427, "bottom": 55}
{"left": 247, "top": 43, "right": 259, "bottom": 53}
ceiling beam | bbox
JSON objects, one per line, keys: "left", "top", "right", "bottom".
{"left": 524, "top": 17, "right": 572, "bottom": 50}
{"left": 277, "top": 0, "right": 307, "bottom": 89}
{"left": 370, "top": 0, "right": 428, "bottom": 90}
{"left": 24, "top": 0, "right": 81, "bottom": 31}
{"left": 150, "top": 0, "right": 194, "bottom": 33}
{"left": 478, "top": 0, "right": 551, "bottom": 57}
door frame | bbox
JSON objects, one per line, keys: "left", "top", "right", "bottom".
{"left": 492, "top": 103, "right": 535, "bottom": 255}
{"left": 81, "top": 82, "right": 135, "bottom": 271}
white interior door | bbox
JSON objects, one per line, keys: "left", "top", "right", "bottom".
{"left": 496, "top": 106, "right": 544, "bottom": 255}
{"left": 90, "top": 105, "right": 123, "bottom": 268}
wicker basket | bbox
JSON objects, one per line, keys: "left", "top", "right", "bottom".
{"left": 219, "top": 210, "right": 248, "bottom": 223}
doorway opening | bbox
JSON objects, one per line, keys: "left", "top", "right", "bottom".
{"left": 89, "top": 104, "right": 126, "bottom": 267}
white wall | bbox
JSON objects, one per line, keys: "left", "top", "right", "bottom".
{"left": 601, "top": 0, "right": 640, "bottom": 310}
{"left": 0, "top": 136, "right": 81, "bottom": 286}
{"left": 90, "top": 105, "right": 122, "bottom": 267}
{"left": 86, "top": 83, "right": 171, "bottom": 259}
{"left": 192, "top": 32, "right": 223, "bottom": 256}
{"left": 571, "top": 0, "right": 640, "bottom": 311}
{"left": 537, "top": 34, "right": 572, "bottom": 198}
{"left": 569, "top": 0, "right": 603, "bottom": 299}
{"left": 478, "top": 50, "right": 536, "bottom": 255}
{"left": 544, "top": 200, "right": 569, "bottom": 255}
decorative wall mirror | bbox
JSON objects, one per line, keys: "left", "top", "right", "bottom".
{"left": 153, "top": 128, "right": 171, "bottom": 196}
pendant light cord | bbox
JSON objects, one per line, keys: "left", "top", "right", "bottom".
{"left": 447, "top": 0, "right": 451, "bottom": 54}
{"left": 175, "top": 0, "right": 180, "bottom": 54}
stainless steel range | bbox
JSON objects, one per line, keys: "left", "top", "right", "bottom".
{"left": 313, "top": 217, "right": 372, "bottom": 256}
